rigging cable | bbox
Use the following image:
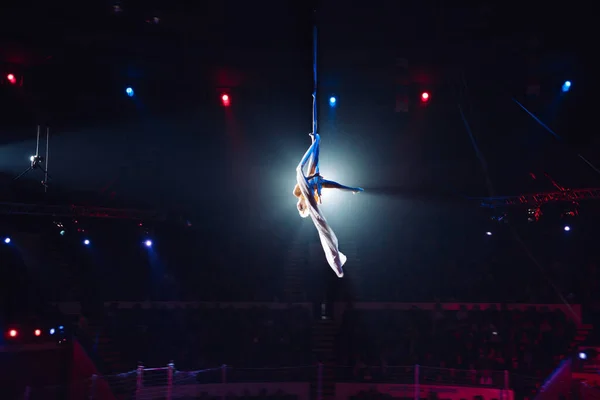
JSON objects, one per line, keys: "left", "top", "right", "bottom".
{"left": 459, "top": 73, "right": 495, "bottom": 198}
{"left": 512, "top": 98, "right": 600, "bottom": 176}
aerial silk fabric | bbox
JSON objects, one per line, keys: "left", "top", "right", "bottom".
{"left": 296, "top": 134, "right": 346, "bottom": 277}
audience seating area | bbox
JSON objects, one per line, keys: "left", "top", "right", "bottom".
{"left": 100, "top": 304, "right": 312, "bottom": 370}
{"left": 0, "top": 301, "right": 583, "bottom": 399}
{"left": 338, "top": 306, "right": 574, "bottom": 375}
{"left": 74, "top": 302, "right": 578, "bottom": 399}
{"left": 336, "top": 305, "right": 576, "bottom": 396}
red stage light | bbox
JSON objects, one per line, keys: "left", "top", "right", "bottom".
{"left": 8, "top": 329, "right": 17, "bottom": 338}
{"left": 221, "top": 94, "right": 230, "bottom": 107}
{"left": 6, "top": 74, "right": 17, "bottom": 84}
{"left": 34, "top": 329, "right": 42, "bottom": 337}
{"left": 421, "top": 92, "right": 429, "bottom": 102}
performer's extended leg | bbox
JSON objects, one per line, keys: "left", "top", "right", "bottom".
{"left": 298, "top": 134, "right": 320, "bottom": 176}
{"left": 321, "top": 179, "right": 363, "bottom": 193}
{"left": 305, "top": 133, "right": 323, "bottom": 202}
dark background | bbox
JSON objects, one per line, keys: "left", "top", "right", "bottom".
{"left": 0, "top": 1, "right": 596, "bottom": 303}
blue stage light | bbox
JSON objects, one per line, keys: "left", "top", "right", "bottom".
{"left": 562, "top": 81, "right": 571, "bottom": 93}
{"left": 125, "top": 87, "right": 134, "bottom": 97}
{"left": 83, "top": 239, "right": 90, "bottom": 245}
{"left": 144, "top": 240, "right": 153, "bottom": 248}
{"left": 3, "top": 237, "right": 10, "bottom": 244}
{"left": 329, "top": 96, "right": 336, "bottom": 106}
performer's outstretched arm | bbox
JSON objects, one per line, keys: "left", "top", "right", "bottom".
{"left": 321, "top": 179, "right": 363, "bottom": 193}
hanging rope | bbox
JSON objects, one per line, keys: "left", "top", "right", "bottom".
{"left": 312, "top": 25, "right": 318, "bottom": 135}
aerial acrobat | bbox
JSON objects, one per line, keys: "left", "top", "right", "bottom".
{"left": 293, "top": 132, "right": 363, "bottom": 278}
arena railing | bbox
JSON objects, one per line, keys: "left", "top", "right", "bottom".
{"left": 332, "top": 364, "right": 511, "bottom": 387}
{"left": 23, "top": 363, "right": 533, "bottom": 400}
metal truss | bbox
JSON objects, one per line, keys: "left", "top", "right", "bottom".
{"left": 0, "top": 202, "right": 162, "bottom": 220}
{"left": 477, "top": 188, "right": 600, "bottom": 208}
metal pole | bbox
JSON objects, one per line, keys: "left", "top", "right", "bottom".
{"left": 167, "top": 362, "right": 174, "bottom": 400}
{"left": 221, "top": 364, "right": 227, "bottom": 400}
{"left": 35, "top": 125, "right": 40, "bottom": 156}
{"left": 136, "top": 363, "right": 144, "bottom": 399}
{"left": 44, "top": 127, "right": 49, "bottom": 192}
{"left": 503, "top": 369, "right": 509, "bottom": 400}
{"left": 317, "top": 362, "right": 323, "bottom": 400}
{"left": 90, "top": 374, "right": 97, "bottom": 400}
{"left": 414, "top": 365, "right": 420, "bottom": 400}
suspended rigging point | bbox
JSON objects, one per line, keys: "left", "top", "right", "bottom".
{"left": 13, "top": 125, "right": 52, "bottom": 192}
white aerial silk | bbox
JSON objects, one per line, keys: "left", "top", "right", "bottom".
{"left": 296, "top": 135, "right": 346, "bottom": 277}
